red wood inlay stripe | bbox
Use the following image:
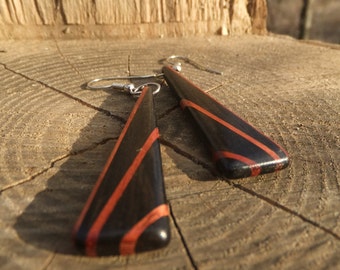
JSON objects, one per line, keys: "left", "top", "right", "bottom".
{"left": 214, "top": 151, "right": 261, "bottom": 176}
{"left": 73, "top": 88, "right": 150, "bottom": 238}
{"left": 85, "top": 127, "right": 160, "bottom": 256}
{"left": 119, "top": 204, "right": 169, "bottom": 255}
{"left": 180, "top": 99, "right": 281, "bottom": 161}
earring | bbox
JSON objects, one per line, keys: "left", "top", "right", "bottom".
{"left": 162, "top": 56, "right": 289, "bottom": 179}
{"left": 73, "top": 82, "right": 170, "bottom": 256}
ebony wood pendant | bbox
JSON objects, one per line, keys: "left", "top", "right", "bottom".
{"left": 73, "top": 87, "right": 170, "bottom": 256}
{"left": 162, "top": 65, "right": 289, "bottom": 179}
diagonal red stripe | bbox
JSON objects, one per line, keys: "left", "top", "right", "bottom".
{"left": 85, "top": 128, "right": 160, "bottom": 256}
{"left": 119, "top": 204, "right": 169, "bottom": 255}
{"left": 73, "top": 88, "right": 150, "bottom": 238}
{"left": 180, "top": 99, "right": 281, "bottom": 161}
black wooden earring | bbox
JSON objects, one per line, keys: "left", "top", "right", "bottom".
{"left": 162, "top": 56, "right": 289, "bottom": 179}
{"left": 73, "top": 81, "right": 170, "bottom": 256}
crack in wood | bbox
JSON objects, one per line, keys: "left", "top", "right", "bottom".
{"left": 156, "top": 104, "right": 179, "bottom": 121}
{"left": 0, "top": 62, "right": 126, "bottom": 123}
{"left": 40, "top": 252, "right": 56, "bottom": 270}
{"left": 0, "top": 155, "right": 68, "bottom": 194}
{"left": 127, "top": 54, "right": 132, "bottom": 76}
{"left": 161, "top": 139, "right": 340, "bottom": 242}
{"left": 159, "top": 137, "right": 217, "bottom": 175}
{"left": 230, "top": 182, "right": 340, "bottom": 241}
{"left": 54, "top": 39, "right": 86, "bottom": 82}
{"left": 169, "top": 202, "right": 198, "bottom": 270}
{"left": 0, "top": 137, "right": 116, "bottom": 194}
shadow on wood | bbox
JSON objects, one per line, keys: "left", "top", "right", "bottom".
{"left": 13, "top": 78, "right": 215, "bottom": 257}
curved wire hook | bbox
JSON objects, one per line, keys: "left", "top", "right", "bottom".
{"left": 85, "top": 55, "right": 221, "bottom": 95}
{"left": 165, "top": 55, "right": 223, "bottom": 75}
{"left": 86, "top": 74, "right": 163, "bottom": 95}
{"left": 131, "top": 82, "right": 161, "bottom": 96}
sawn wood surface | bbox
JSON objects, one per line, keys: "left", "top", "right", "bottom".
{"left": 0, "top": 35, "right": 339, "bottom": 269}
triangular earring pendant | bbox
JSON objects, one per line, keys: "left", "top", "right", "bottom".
{"left": 73, "top": 87, "right": 170, "bottom": 256}
{"left": 163, "top": 65, "right": 289, "bottom": 179}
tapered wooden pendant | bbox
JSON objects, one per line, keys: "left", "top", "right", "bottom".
{"left": 163, "top": 66, "right": 289, "bottom": 179}
{"left": 73, "top": 87, "right": 170, "bottom": 256}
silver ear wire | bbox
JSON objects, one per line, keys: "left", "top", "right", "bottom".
{"left": 165, "top": 55, "right": 223, "bottom": 75}
{"left": 86, "top": 76, "right": 162, "bottom": 96}
{"left": 86, "top": 56, "right": 221, "bottom": 95}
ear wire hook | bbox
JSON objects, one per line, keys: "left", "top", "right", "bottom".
{"left": 86, "top": 74, "right": 163, "bottom": 95}
{"left": 165, "top": 55, "right": 223, "bottom": 75}
{"left": 86, "top": 55, "right": 221, "bottom": 94}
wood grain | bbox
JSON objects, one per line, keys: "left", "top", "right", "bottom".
{"left": 0, "top": 36, "right": 339, "bottom": 269}
{"left": 0, "top": 0, "right": 267, "bottom": 39}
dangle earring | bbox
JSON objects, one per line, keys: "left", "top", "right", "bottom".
{"left": 74, "top": 55, "right": 289, "bottom": 256}
{"left": 162, "top": 56, "right": 289, "bottom": 179}
{"left": 73, "top": 79, "right": 170, "bottom": 256}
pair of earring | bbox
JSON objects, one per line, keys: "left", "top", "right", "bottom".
{"left": 72, "top": 56, "right": 289, "bottom": 256}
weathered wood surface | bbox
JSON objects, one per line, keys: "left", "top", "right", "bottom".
{"left": 0, "top": 36, "right": 339, "bottom": 269}
{"left": 0, "top": 0, "right": 267, "bottom": 39}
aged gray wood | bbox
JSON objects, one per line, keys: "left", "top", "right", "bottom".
{"left": 0, "top": 36, "right": 339, "bottom": 269}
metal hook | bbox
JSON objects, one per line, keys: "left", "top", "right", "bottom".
{"left": 85, "top": 55, "right": 221, "bottom": 95}
{"left": 165, "top": 55, "right": 223, "bottom": 75}
{"left": 86, "top": 74, "right": 163, "bottom": 96}
{"left": 131, "top": 82, "right": 161, "bottom": 96}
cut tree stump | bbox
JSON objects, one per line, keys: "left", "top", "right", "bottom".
{"left": 0, "top": 35, "right": 339, "bottom": 269}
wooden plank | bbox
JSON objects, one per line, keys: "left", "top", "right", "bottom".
{"left": 0, "top": 36, "right": 339, "bottom": 269}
